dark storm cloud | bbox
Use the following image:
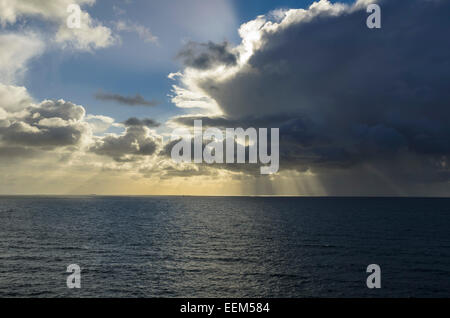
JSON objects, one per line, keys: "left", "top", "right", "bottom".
{"left": 202, "top": 0, "right": 450, "bottom": 119}
{"left": 90, "top": 125, "right": 158, "bottom": 162}
{"left": 176, "top": 41, "right": 238, "bottom": 70}
{"left": 123, "top": 117, "right": 160, "bottom": 128}
{"left": 170, "top": 0, "right": 450, "bottom": 190}
{"left": 171, "top": 114, "right": 293, "bottom": 129}
{"left": 95, "top": 91, "right": 159, "bottom": 107}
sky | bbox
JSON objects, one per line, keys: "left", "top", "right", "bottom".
{"left": 0, "top": 0, "right": 449, "bottom": 196}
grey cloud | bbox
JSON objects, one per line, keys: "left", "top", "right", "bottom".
{"left": 158, "top": 135, "right": 270, "bottom": 176}
{"left": 95, "top": 91, "right": 159, "bottom": 107}
{"left": 26, "top": 100, "right": 85, "bottom": 122}
{"left": 90, "top": 125, "right": 158, "bottom": 162}
{"left": 171, "top": 114, "right": 292, "bottom": 129}
{"left": 0, "top": 99, "right": 87, "bottom": 149}
{"left": 0, "top": 122, "right": 83, "bottom": 147}
{"left": 177, "top": 41, "right": 238, "bottom": 70}
{"left": 123, "top": 117, "right": 160, "bottom": 128}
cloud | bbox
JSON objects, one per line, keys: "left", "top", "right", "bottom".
{"left": 123, "top": 117, "right": 160, "bottom": 128}
{"left": 0, "top": 0, "right": 93, "bottom": 24}
{"left": 55, "top": 11, "right": 116, "bottom": 51}
{"left": 141, "top": 161, "right": 220, "bottom": 179}
{"left": 0, "top": 99, "right": 88, "bottom": 148}
{"left": 0, "top": 86, "right": 162, "bottom": 184}
{"left": 168, "top": 84, "right": 220, "bottom": 113}
{"left": 0, "top": 120, "right": 84, "bottom": 147}
{"left": 27, "top": 99, "right": 85, "bottom": 121}
{"left": 168, "top": 0, "right": 450, "bottom": 191}
{"left": 176, "top": 41, "right": 238, "bottom": 70}
{"left": 171, "top": 114, "right": 293, "bottom": 129}
{"left": 0, "top": 83, "right": 33, "bottom": 112}
{"left": 89, "top": 117, "right": 161, "bottom": 162}
{"left": 95, "top": 91, "right": 159, "bottom": 107}
{"left": 114, "top": 20, "right": 158, "bottom": 43}
{"left": 112, "top": 5, "right": 126, "bottom": 16}
{"left": 0, "top": 82, "right": 162, "bottom": 186}
{"left": 0, "top": 0, "right": 115, "bottom": 51}
{"left": 0, "top": 145, "right": 38, "bottom": 159}
{"left": 85, "top": 114, "right": 115, "bottom": 133}
{"left": 0, "top": 32, "right": 44, "bottom": 84}
{"left": 0, "top": 88, "right": 160, "bottom": 168}
{"left": 90, "top": 125, "right": 159, "bottom": 162}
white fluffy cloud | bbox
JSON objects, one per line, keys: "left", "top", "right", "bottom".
{"left": 0, "top": 83, "right": 33, "bottom": 112}
{"left": 0, "top": 32, "right": 44, "bottom": 84}
{"left": 0, "top": 84, "right": 162, "bottom": 171}
{"left": 85, "top": 114, "right": 115, "bottom": 133}
{"left": 0, "top": 0, "right": 95, "bottom": 24}
{"left": 55, "top": 11, "right": 116, "bottom": 50}
{"left": 0, "top": 0, "right": 115, "bottom": 51}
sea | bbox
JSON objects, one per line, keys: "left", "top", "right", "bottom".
{"left": 0, "top": 196, "right": 449, "bottom": 297}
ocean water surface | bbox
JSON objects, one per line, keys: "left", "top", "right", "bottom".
{"left": 0, "top": 196, "right": 449, "bottom": 297}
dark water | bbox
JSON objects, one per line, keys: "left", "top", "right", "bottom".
{"left": 0, "top": 196, "right": 449, "bottom": 298}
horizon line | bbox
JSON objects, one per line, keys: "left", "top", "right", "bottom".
{"left": 0, "top": 194, "right": 450, "bottom": 198}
